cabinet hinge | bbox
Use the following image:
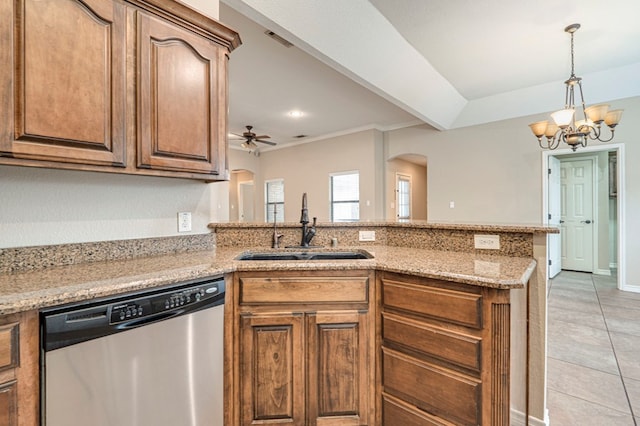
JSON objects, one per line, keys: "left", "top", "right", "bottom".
{"left": 548, "top": 213, "right": 552, "bottom": 220}
{"left": 548, "top": 168, "right": 552, "bottom": 175}
{"left": 549, "top": 259, "right": 552, "bottom": 266}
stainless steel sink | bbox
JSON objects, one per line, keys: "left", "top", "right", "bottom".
{"left": 236, "top": 250, "right": 373, "bottom": 261}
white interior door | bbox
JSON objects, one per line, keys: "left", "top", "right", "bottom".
{"left": 396, "top": 174, "right": 411, "bottom": 221}
{"left": 561, "top": 159, "right": 594, "bottom": 272}
{"left": 239, "top": 182, "right": 254, "bottom": 222}
{"left": 548, "top": 156, "right": 562, "bottom": 278}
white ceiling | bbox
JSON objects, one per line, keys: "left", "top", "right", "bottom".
{"left": 220, "top": 0, "right": 640, "bottom": 153}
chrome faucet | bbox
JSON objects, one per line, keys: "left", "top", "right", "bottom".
{"left": 299, "top": 193, "right": 316, "bottom": 247}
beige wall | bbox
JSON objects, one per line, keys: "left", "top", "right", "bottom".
{"left": 242, "top": 129, "right": 384, "bottom": 223}
{"left": 385, "top": 95, "right": 640, "bottom": 288}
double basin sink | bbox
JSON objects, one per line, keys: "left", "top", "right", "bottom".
{"left": 236, "top": 249, "right": 373, "bottom": 261}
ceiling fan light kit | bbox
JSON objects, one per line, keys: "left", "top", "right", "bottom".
{"left": 231, "top": 125, "right": 277, "bottom": 152}
{"left": 529, "top": 23, "right": 623, "bottom": 151}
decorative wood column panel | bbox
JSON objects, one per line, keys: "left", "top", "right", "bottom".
{"left": 7, "top": 0, "right": 126, "bottom": 166}
{"left": 491, "top": 303, "right": 511, "bottom": 425}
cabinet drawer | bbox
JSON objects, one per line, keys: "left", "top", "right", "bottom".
{"left": 383, "top": 393, "right": 454, "bottom": 426}
{"left": 383, "top": 348, "right": 480, "bottom": 426}
{"left": 382, "top": 278, "right": 482, "bottom": 328}
{"left": 0, "top": 322, "right": 19, "bottom": 371}
{"left": 382, "top": 313, "right": 481, "bottom": 372}
{"left": 239, "top": 276, "right": 369, "bottom": 304}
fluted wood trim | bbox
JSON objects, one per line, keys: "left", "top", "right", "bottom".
{"left": 492, "top": 303, "right": 511, "bottom": 425}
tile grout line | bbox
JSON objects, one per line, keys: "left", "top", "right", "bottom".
{"left": 592, "top": 273, "right": 638, "bottom": 425}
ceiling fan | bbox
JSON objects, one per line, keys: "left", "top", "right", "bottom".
{"left": 231, "top": 125, "right": 277, "bottom": 150}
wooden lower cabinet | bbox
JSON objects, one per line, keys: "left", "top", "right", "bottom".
{"left": 0, "top": 311, "right": 39, "bottom": 426}
{"left": 229, "top": 270, "right": 375, "bottom": 426}
{"left": 379, "top": 272, "right": 513, "bottom": 426}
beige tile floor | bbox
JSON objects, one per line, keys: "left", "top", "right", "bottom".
{"left": 547, "top": 270, "right": 640, "bottom": 425}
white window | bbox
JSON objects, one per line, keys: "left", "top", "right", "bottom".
{"left": 331, "top": 172, "right": 359, "bottom": 222}
{"left": 396, "top": 174, "right": 411, "bottom": 222}
{"left": 265, "top": 179, "right": 284, "bottom": 222}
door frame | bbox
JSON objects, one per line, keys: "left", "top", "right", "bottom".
{"left": 541, "top": 143, "right": 626, "bottom": 290}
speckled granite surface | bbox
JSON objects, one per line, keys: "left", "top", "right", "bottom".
{"left": 0, "top": 223, "right": 555, "bottom": 315}
{"left": 209, "top": 221, "right": 557, "bottom": 257}
{"left": 0, "top": 244, "right": 536, "bottom": 315}
{"left": 0, "top": 234, "right": 215, "bottom": 274}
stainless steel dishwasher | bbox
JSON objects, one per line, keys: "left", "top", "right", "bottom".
{"left": 40, "top": 275, "right": 225, "bottom": 426}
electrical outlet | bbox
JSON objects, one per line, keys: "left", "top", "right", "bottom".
{"left": 359, "top": 230, "right": 375, "bottom": 242}
{"left": 474, "top": 234, "right": 500, "bottom": 250}
{"left": 178, "top": 212, "right": 192, "bottom": 232}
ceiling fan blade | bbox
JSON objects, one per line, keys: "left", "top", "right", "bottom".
{"left": 253, "top": 135, "right": 270, "bottom": 139}
{"left": 255, "top": 139, "right": 277, "bottom": 146}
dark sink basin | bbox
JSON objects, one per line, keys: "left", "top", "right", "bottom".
{"left": 236, "top": 250, "right": 373, "bottom": 261}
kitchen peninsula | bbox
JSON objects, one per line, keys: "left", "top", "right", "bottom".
{"left": 0, "top": 221, "right": 556, "bottom": 425}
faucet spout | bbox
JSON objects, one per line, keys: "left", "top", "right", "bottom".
{"left": 298, "top": 193, "right": 316, "bottom": 247}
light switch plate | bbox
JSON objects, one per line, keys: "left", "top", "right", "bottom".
{"left": 359, "top": 230, "right": 375, "bottom": 241}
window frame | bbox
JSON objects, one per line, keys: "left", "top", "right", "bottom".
{"left": 330, "top": 171, "right": 360, "bottom": 222}
{"left": 265, "top": 178, "right": 284, "bottom": 223}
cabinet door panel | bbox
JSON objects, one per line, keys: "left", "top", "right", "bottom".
{"left": 4, "top": 0, "right": 126, "bottom": 166}
{"left": 137, "top": 12, "right": 226, "bottom": 175}
{"left": 307, "top": 311, "right": 370, "bottom": 425}
{"left": 0, "top": 381, "right": 17, "bottom": 426}
{"left": 241, "top": 313, "right": 305, "bottom": 426}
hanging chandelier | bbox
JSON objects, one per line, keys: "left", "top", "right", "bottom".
{"left": 528, "top": 23, "right": 623, "bottom": 151}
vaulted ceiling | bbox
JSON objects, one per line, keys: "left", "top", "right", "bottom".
{"left": 220, "top": 0, "right": 640, "bottom": 152}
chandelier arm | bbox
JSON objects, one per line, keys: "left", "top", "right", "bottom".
{"left": 597, "top": 129, "right": 616, "bottom": 143}
{"left": 576, "top": 80, "right": 588, "bottom": 118}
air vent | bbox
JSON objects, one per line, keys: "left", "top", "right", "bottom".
{"left": 264, "top": 30, "right": 293, "bottom": 48}
{"left": 294, "top": 134, "right": 307, "bottom": 139}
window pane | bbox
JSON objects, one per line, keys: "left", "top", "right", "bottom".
{"left": 266, "top": 180, "right": 284, "bottom": 222}
{"left": 397, "top": 176, "right": 410, "bottom": 220}
{"left": 333, "top": 202, "right": 359, "bottom": 222}
{"left": 331, "top": 172, "right": 359, "bottom": 222}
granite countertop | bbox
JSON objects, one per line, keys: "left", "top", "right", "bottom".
{"left": 0, "top": 245, "right": 536, "bottom": 316}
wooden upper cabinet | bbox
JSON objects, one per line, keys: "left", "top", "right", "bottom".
{"left": 136, "top": 11, "right": 227, "bottom": 176}
{"left": 0, "top": 0, "right": 239, "bottom": 181}
{"left": 1, "top": 0, "right": 127, "bottom": 166}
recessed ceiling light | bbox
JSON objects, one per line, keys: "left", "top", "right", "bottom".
{"left": 288, "top": 110, "right": 304, "bottom": 118}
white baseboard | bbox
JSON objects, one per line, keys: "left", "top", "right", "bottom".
{"left": 621, "top": 284, "right": 640, "bottom": 294}
{"left": 595, "top": 268, "right": 612, "bottom": 276}
{"left": 511, "top": 408, "right": 549, "bottom": 426}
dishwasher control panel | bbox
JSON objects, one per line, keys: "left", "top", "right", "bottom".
{"left": 109, "top": 281, "right": 223, "bottom": 325}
